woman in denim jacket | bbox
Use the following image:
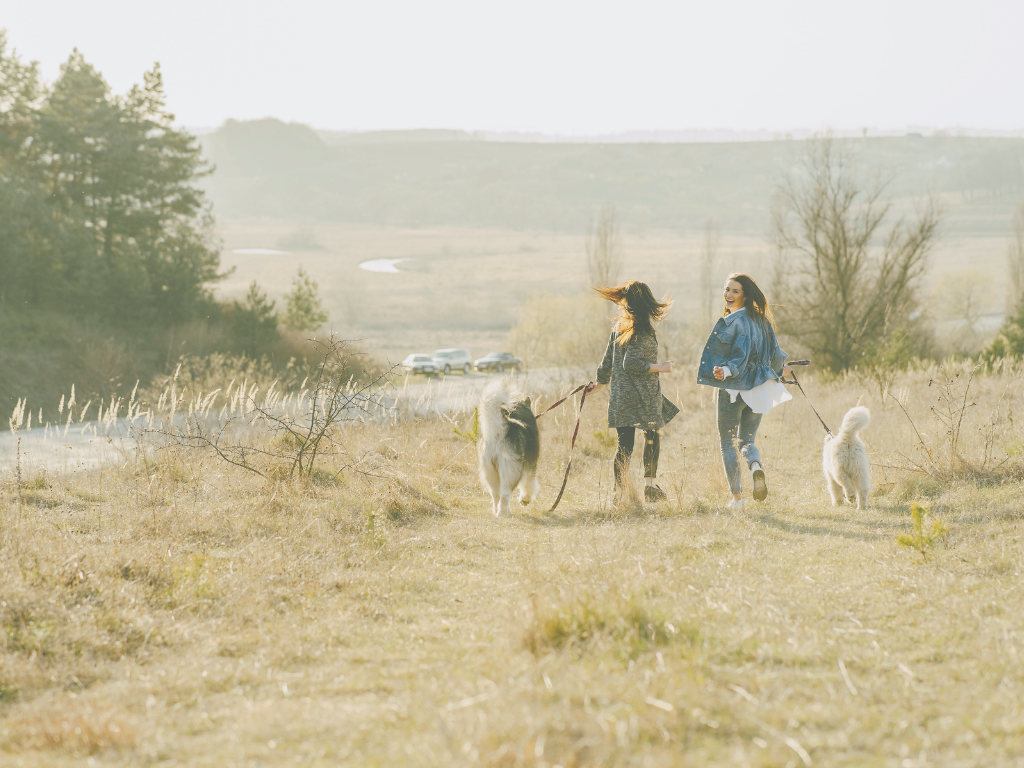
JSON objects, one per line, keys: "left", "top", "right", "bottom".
{"left": 697, "top": 273, "right": 792, "bottom": 508}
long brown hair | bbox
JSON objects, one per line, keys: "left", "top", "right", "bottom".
{"left": 594, "top": 280, "right": 671, "bottom": 346}
{"left": 724, "top": 272, "right": 775, "bottom": 330}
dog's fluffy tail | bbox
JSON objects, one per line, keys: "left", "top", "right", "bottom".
{"left": 478, "top": 378, "right": 522, "bottom": 439}
{"left": 837, "top": 406, "right": 870, "bottom": 438}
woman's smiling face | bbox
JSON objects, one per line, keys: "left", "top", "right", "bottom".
{"left": 724, "top": 280, "right": 745, "bottom": 312}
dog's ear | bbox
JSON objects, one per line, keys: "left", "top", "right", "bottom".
{"left": 523, "top": 397, "right": 532, "bottom": 409}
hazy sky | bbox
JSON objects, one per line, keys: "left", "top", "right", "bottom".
{"left": 3, "top": 0, "right": 1021, "bottom": 134}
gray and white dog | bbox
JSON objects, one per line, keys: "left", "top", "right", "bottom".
{"left": 822, "top": 406, "right": 871, "bottom": 509}
{"left": 477, "top": 378, "right": 540, "bottom": 516}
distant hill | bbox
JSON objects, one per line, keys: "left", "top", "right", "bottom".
{"left": 203, "top": 118, "right": 329, "bottom": 177}
{"left": 199, "top": 119, "right": 1024, "bottom": 235}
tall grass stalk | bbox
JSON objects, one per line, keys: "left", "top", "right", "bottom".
{"left": 2, "top": 356, "right": 1024, "bottom": 764}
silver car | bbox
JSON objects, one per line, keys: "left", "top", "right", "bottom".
{"left": 432, "top": 348, "right": 473, "bottom": 375}
{"left": 402, "top": 354, "right": 440, "bottom": 375}
{"left": 473, "top": 352, "right": 525, "bottom": 372}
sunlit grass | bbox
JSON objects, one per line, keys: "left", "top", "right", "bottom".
{"left": 2, "top": 360, "right": 1024, "bottom": 765}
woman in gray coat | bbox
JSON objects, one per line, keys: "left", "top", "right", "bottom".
{"left": 587, "top": 281, "right": 678, "bottom": 502}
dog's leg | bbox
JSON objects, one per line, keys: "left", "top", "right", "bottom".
{"left": 854, "top": 460, "right": 871, "bottom": 510}
{"left": 825, "top": 471, "right": 844, "bottom": 506}
{"left": 836, "top": 471, "right": 858, "bottom": 506}
{"left": 497, "top": 455, "right": 521, "bottom": 517}
{"left": 855, "top": 479, "right": 870, "bottom": 510}
{"left": 518, "top": 469, "right": 540, "bottom": 506}
{"left": 482, "top": 457, "right": 501, "bottom": 516}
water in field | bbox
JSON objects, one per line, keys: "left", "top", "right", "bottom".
{"left": 359, "top": 258, "right": 407, "bottom": 273}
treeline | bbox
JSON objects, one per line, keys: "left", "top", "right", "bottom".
{"left": 0, "top": 34, "right": 219, "bottom": 328}
{"left": 0, "top": 35, "right": 338, "bottom": 422}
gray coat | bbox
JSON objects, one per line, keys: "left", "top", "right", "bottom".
{"left": 596, "top": 328, "right": 679, "bottom": 430}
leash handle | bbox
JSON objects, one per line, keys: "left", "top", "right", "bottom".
{"left": 547, "top": 381, "right": 592, "bottom": 512}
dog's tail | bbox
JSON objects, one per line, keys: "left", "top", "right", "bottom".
{"left": 478, "top": 378, "right": 523, "bottom": 439}
{"left": 837, "top": 406, "right": 870, "bottom": 438}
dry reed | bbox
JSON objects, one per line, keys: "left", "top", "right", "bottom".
{"left": 2, "top": 360, "right": 1024, "bottom": 765}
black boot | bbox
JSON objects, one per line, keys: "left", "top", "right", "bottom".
{"left": 644, "top": 484, "right": 668, "bottom": 502}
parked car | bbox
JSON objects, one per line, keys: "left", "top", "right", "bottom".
{"left": 473, "top": 352, "right": 524, "bottom": 372}
{"left": 432, "top": 348, "right": 473, "bottom": 375}
{"left": 402, "top": 353, "right": 440, "bottom": 375}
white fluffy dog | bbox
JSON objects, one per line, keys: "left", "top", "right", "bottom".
{"left": 822, "top": 406, "right": 871, "bottom": 509}
{"left": 478, "top": 379, "right": 541, "bottom": 516}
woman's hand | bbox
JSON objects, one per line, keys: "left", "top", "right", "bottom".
{"left": 782, "top": 364, "right": 792, "bottom": 379}
{"left": 713, "top": 366, "right": 725, "bottom": 381}
{"left": 586, "top": 382, "right": 604, "bottom": 395}
{"left": 650, "top": 360, "right": 674, "bottom": 374}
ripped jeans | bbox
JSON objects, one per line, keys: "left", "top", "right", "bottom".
{"left": 716, "top": 389, "right": 762, "bottom": 495}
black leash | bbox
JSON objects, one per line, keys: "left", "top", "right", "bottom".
{"left": 535, "top": 381, "right": 593, "bottom": 512}
{"left": 780, "top": 360, "right": 832, "bottom": 436}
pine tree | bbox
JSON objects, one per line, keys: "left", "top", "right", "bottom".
{"left": 232, "top": 281, "right": 280, "bottom": 357}
{"left": 2, "top": 48, "right": 222, "bottom": 324}
{"left": 981, "top": 294, "right": 1024, "bottom": 364}
{"left": 283, "top": 267, "right": 329, "bottom": 331}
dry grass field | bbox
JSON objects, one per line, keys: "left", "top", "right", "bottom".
{"left": 3, "top": 358, "right": 1024, "bottom": 766}
{"left": 215, "top": 220, "right": 1010, "bottom": 365}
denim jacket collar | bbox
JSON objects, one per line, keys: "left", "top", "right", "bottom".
{"left": 722, "top": 308, "right": 746, "bottom": 326}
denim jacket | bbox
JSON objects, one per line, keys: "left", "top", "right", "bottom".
{"left": 696, "top": 310, "right": 788, "bottom": 391}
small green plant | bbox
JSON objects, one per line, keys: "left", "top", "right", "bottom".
{"left": 452, "top": 407, "right": 479, "bottom": 443}
{"left": 365, "top": 510, "right": 385, "bottom": 549}
{"left": 897, "top": 502, "right": 948, "bottom": 559}
{"left": 525, "top": 591, "right": 695, "bottom": 658}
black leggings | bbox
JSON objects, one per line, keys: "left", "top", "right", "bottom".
{"left": 614, "top": 428, "right": 660, "bottom": 485}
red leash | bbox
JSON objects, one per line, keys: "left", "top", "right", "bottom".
{"left": 535, "top": 382, "right": 593, "bottom": 511}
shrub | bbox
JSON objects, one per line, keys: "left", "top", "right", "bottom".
{"left": 897, "top": 502, "right": 948, "bottom": 559}
{"left": 283, "top": 267, "right": 329, "bottom": 332}
{"left": 525, "top": 590, "right": 695, "bottom": 658}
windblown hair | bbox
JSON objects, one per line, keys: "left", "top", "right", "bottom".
{"left": 594, "top": 280, "right": 671, "bottom": 346}
{"left": 724, "top": 272, "right": 775, "bottom": 330}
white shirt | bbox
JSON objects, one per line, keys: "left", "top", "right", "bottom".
{"left": 720, "top": 308, "right": 792, "bottom": 414}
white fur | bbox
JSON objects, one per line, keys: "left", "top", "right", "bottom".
{"left": 477, "top": 378, "right": 541, "bottom": 516}
{"left": 822, "top": 406, "right": 871, "bottom": 510}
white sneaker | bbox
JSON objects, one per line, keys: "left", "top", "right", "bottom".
{"left": 751, "top": 466, "right": 768, "bottom": 502}
{"left": 726, "top": 498, "right": 746, "bottom": 509}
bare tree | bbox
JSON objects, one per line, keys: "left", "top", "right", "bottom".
{"left": 771, "top": 135, "right": 941, "bottom": 373}
{"left": 1007, "top": 203, "right": 1024, "bottom": 314}
{"left": 699, "top": 217, "right": 721, "bottom": 328}
{"left": 155, "top": 335, "right": 396, "bottom": 479}
{"left": 585, "top": 204, "right": 624, "bottom": 287}
{"left": 932, "top": 268, "right": 988, "bottom": 355}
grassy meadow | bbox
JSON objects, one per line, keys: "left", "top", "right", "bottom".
{"left": 216, "top": 220, "right": 1011, "bottom": 365}
{"left": 2, "top": 358, "right": 1024, "bottom": 766}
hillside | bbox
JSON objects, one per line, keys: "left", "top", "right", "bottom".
{"left": 200, "top": 119, "right": 1024, "bottom": 236}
